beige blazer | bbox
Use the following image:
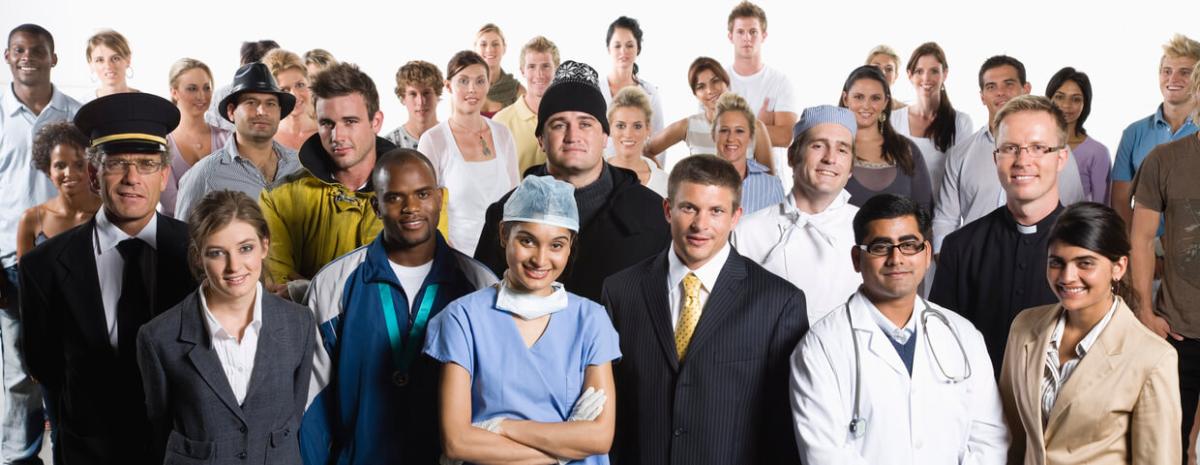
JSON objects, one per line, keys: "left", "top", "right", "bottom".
{"left": 999, "top": 299, "right": 1180, "bottom": 465}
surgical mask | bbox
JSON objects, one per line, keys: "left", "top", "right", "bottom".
{"left": 495, "top": 273, "right": 569, "bottom": 320}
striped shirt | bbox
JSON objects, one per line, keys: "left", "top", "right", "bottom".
{"left": 1041, "top": 299, "right": 1118, "bottom": 426}
{"left": 741, "top": 158, "right": 786, "bottom": 214}
{"left": 200, "top": 282, "right": 264, "bottom": 405}
{"left": 174, "top": 133, "right": 301, "bottom": 220}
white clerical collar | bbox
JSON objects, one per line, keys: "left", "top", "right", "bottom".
{"left": 94, "top": 208, "right": 158, "bottom": 254}
{"left": 668, "top": 241, "right": 730, "bottom": 295}
{"left": 1015, "top": 223, "right": 1038, "bottom": 235}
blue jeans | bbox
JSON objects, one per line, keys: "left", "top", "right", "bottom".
{"left": 0, "top": 266, "right": 43, "bottom": 464}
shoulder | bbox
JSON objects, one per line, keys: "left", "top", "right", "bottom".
{"left": 448, "top": 248, "right": 500, "bottom": 289}
{"left": 738, "top": 253, "right": 800, "bottom": 294}
{"left": 310, "top": 245, "right": 371, "bottom": 290}
{"left": 443, "top": 286, "right": 500, "bottom": 318}
{"left": 21, "top": 223, "right": 83, "bottom": 268}
{"left": 264, "top": 292, "right": 314, "bottom": 326}
{"left": 158, "top": 215, "right": 190, "bottom": 240}
{"left": 492, "top": 103, "right": 518, "bottom": 122}
{"left": 264, "top": 170, "right": 320, "bottom": 199}
{"left": 736, "top": 202, "right": 781, "bottom": 229}
{"left": 605, "top": 252, "right": 661, "bottom": 289}
{"left": 142, "top": 293, "right": 194, "bottom": 337}
{"left": 1009, "top": 303, "right": 1057, "bottom": 333}
{"left": 944, "top": 207, "right": 1002, "bottom": 243}
{"left": 1121, "top": 113, "right": 1156, "bottom": 136}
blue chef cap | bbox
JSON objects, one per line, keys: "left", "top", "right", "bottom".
{"left": 502, "top": 175, "right": 580, "bottom": 232}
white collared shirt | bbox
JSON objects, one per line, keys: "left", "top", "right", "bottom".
{"left": 199, "top": 282, "right": 263, "bottom": 405}
{"left": 92, "top": 209, "right": 159, "bottom": 350}
{"left": 864, "top": 296, "right": 918, "bottom": 345}
{"left": 731, "top": 190, "right": 862, "bottom": 324}
{"left": 1041, "top": 298, "right": 1119, "bottom": 425}
{"left": 666, "top": 242, "right": 731, "bottom": 331}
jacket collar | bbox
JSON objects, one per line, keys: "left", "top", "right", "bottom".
{"left": 297, "top": 133, "right": 397, "bottom": 191}
{"left": 358, "top": 231, "right": 459, "bottom": 289}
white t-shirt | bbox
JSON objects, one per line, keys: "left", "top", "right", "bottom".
{"left": 724, "top": 64, "right": 798, "bottom": 116}
{"left": 389, "top": 259, "right": 434, "bottom": 313}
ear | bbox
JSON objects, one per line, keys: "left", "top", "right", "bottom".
{"left": 1022, "top": 82, "right": 1032, "bottom": 95}
{"left": 88, "top": 162, "right": 101, "bottom": 195}
{"left": 226, "top": 102, "right": 237, "bottom": 121}
{"left": 49, "top": 51, "right": 58, "bottom": 68}
{"left": 851, "top": 246, "right": 862, "bottom": 273}
{"left": 662, "top": 197, "right": 673, "bottom": 224}
{"left": 727, "top": 30, "right": 734, "bottom": 43}
{"left": 760, "top": 29, "right": 768, "bottom": 42}
{"left": 841, "top": 91, "right": 850, "bottom": 107}
{"left": 371, "top": 110, "right": 384, "bottom": 134}
{"left": 1054, "top": 146, "right": 1068, "bottom": 173}
{"left": 1112, "top": 255, "right": 1129, "bottom": 282}
{"left": 260, "top": 237, "right": 270, "bottom": 258}
{"left": 730, "top": 205, "right": 744, "bottom": 229}
{"left": 158, "top": 164, "right": 171, "bottom": 192}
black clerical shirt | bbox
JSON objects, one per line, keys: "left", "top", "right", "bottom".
{"left": 930, "top": 204, "right": 1064, "bottom": 376}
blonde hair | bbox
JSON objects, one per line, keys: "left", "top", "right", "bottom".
{"left": 1191, "top": 61, "right": 1200, "bottom": 121}
{"left": 727, "top": 1, "right": 768, "bottom": 32}
{"left": 261, "top": 48, "right": 307, "bottom": 79}
{"left": 712, "top": 92, "right": 757, "bottom": 139}
{"left": 1163, "top": 34, "right": 1200, "bottom": 61}
{"left": 519, "top": 36, "right": 560, "bottom": 69}
{"left": 993, "top": 95, "right": 1068, "bottom": 146}
{"left": 85, "top": 29, "right": 131, "bottom": 62}
{"left": 608, "top": 86, "right": 653, "bottom": 123}
{"left": 304, "top": 48, "right": 337, "bottom": 70}
{"left": 866, "top": 45, "right": 901, "bottom": 66}
{"left": 476, "top": 23, "right": 506, "bottom": 45}
{"left": 167, "top": 58, "right": 213, "bottom": 103}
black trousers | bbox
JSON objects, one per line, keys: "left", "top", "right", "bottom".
{"left": 1170, "top": 337, "right": 1200, "bottom": 465}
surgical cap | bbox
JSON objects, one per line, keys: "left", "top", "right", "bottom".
{"left": 792, "top": 105, "right": 858, "bottom": 142}
{"left": 502, "top": 175, "right": 580, "bottom": 232}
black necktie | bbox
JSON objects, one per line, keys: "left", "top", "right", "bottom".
{"left": 116, "top": 239, "right": 154, "bottom": 359}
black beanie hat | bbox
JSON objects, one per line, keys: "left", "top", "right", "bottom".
{"left": 535, "top": 61, "right": 610, "bottom": 137}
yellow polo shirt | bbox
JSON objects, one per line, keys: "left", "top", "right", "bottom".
{"left": 493, "top": 97, "right": 544, "bottom": 174}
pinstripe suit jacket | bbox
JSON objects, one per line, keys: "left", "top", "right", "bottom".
{"left": 601, "top": 246, "right": 808, "bottom": 465}
{"left": 137, "top": 290, "right": 315, "bottom": 465}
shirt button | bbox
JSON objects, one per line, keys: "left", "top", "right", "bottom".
{"left": 1018, "top": 262, "right": 1026, "bottom": 270}
{"left": 673, "top": 428, "right": 685, "bottom": 437}
{"left": 239, "top": 425, "right": 247, "bottom": 433}
{"left": 237, "top": 451, "right": 247, "bottom": 459}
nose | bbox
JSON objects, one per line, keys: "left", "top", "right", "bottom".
{"left": 1060, "top": 263, "right": 1079, "bottom": 283}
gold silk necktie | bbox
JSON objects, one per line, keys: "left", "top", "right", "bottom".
{"left": 676, "top": 273, "right": 703, "bottom": 360}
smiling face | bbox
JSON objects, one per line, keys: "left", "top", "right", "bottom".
{"left": 447, "top": 63, "right": 490, "bottom": 114}
{"left": 692, "top": 69, "right": 727, "bottom": 111}
{"left": 714, "top": 111, "right": 752, "bottom": 167}
{"left": 608, "top": 27, "right": 639, "bottom": 71}
{"left": 1160, "top": 55, "right": 1198, "bottom": 106}
{"left": 274, "top": 68, "right": 311, "bottom": 115}
{"left": 200, "top": 219, "right": 268, "bottom": 303}
{"left": 1050, "top": 79, "right": 1085, "bottom": 126}
{"left": 728, "top": 17, "right": 766, "bottom": 60}
{"left": 842, "top": 78, "right": 888, "bottom": 129}
{"left": 610, "top": 106, "right": 649, "bottom": 158}
{"left": 522, "top": 51, "right": 555, "bottom": 98}
{"left": 5, "top": 31, "right": 56, "bottom": 87}
{"left": 48, "top": 143, "right": 89, "bottom": 195}
{"left": 792, "top": 123, "right": 854, "bottom": 198}
{"left": 540, "top": 111, "right": 607, "bottom": 179}
{"left": 907, "top": 55, "right": 945, "bottom": 100}
{"left": 476, "top": 32, "right": 506, "bottom": 72}
{"left": 229, "top": 92, "right": 282, "bottom": 143}
{"left": 869, "top": 53, "right": 899, "bottom": 85}
{"left": 374, "top": 158, "right": 441, "bottom": 250}
{"left": 995, "top": 110, "right": 1067, "bottom": 204}
{"left": 1047, "top": 241, "right": 1126, "bottom": 314}
{"left": 96, "top": 152, "right": 170, "bottom": 224}
{"left": 89, "top": 44, "right": 129, "bottom": 88}
{"left": 316, "top": 92, "right": 383, "bottom": 170}
{"left": 503, "top": 222, "right": 573, "bottom": 296}
{"left": 170, "top": 68, "right": 213, "bottom": 118}
{"left": 852, "top": 215, "right": 931, "bottom": 301}
{"left": 666, "top": 181, "right": 742, "bottom": 269}
{"left": 980, "top": 64, "right": 1030, "bottom": 119}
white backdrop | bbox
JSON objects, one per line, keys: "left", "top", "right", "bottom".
{"left": 3, "top": 0, "right": 1197, "bottom": 164}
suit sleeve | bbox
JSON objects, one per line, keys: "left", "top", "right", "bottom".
{"left": 997, "top": 320, "right": 1026, "bottom": 465}
{"left": 790, "top": 325, "right": 869, "bottom": 465}
{"left": 17, "top": 261, "right": 60, "bottom": 388}
{"left": 260, "top": 188, "right": 299, "bottom": 283}
{"left": 472, "top": 202, "right": 507, "bottom": 277}
{"left": 1131, "top": 349, "right": 1182, "bottom": 465}
{"left": 767, "top": 289, "right": 807, "bottom": 463}
{"left": 963, "top": 327, "right": 1010, "bottom": 465}
{"left": 929, "top": 236, "right": 961, "bottom": 318}
{"left": 137, "top": 326, "right": 170, "bottom": 465}
{"left": 294, "top": 309, "right": 316, "bottom": 424}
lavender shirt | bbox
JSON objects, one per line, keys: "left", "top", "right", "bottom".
{"left": 1072, "top": 136, "right": 1112, "bottom": 203}
{"left": 161, "top": 126, "right": 230, "bottom": 218}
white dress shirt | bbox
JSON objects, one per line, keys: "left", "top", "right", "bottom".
{"left": 199, "top": 282, "right": 263, "bottom": 405}
{"left": 92, "top": 209, "right": 158, "bottom": 350}
{"left": 732, "top": 190, "right": 862, "bottom": 324}
{"left": 1041, "top": 298, "right": 1118, "bottom": 426}
{"left": 666, "top": 242, "right": 730, "bottom": 331}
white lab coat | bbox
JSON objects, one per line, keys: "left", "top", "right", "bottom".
{"left": 790, "top": 292, "right": 1009, "bottom": 465}
{"left": 731, "top": 191, "right": 862, "bottom": 324}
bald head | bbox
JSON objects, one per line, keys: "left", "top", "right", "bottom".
{"left": 372, "top": 148, "right": 437, "bottom": 197}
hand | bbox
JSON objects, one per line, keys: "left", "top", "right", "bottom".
{"left": 1139, "top": 312, "right": 1183, "bottom": 341}
{"left": 757, "top": 98, "right": 775, "bottom": 126}
{"left": 567, "top": 387, "right": 606, "bottom": 422}
{"left": 472, "top": 416, "right": 506, "bottom": 434}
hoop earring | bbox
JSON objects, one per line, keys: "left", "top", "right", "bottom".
{"left": 126, "top": 66, "right": 134, "bottom": 79}
{"left": 877, "top": 113, "right": 887, "bottom": 123}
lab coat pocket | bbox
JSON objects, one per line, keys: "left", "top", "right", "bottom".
{"left": 165, "top": 430, "right": 214, "bottom": 464}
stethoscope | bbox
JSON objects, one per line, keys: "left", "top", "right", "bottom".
{"left": 845, "top": 294, "right": 973, "bottom": 438}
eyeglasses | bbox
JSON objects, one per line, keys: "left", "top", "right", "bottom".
{"left": 992, "top": 144, "right": 1063, "bottom": 159}
{"left": 101, "top": 158, "right": 165, "bottom": 175}
{"left": 856, "top": 241, "right": 927, "bottom": 257}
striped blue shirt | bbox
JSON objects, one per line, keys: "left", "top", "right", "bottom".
{"left": 174, "top": 133, "right": 300, "bottom": 220}
{"left": 741, "top": 158, "right": 785, "bottom": 214}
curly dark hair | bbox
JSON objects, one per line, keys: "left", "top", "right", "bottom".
{"left": 32, "top": 122, "right": 88, "bottom": 174}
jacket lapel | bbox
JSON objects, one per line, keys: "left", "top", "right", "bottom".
{"left": 243, "top": 298, "right": 286, "bottom": 403}
{"left": 180, "top": 293, "right": 247, "bottom": 424}
{"left": 1021, "top": 305, "right": 1058, "bottom": 446}
{"left": 683, "top": 250, "right": 747, "bottom": 358}
{"left": 58, "top": 220, "right": 111, "bottom": 355}
{"left": 847, "top": 294, "right": 908, "bottom": 378}
{"left": 639, "top": 252, "right": 679, "bottom": 372}
{"left": 1044, "top": 301, "right": 1128, "bottom": 437}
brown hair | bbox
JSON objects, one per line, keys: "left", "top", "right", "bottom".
{"left": 727, "top": 1, "right": 768, "bottom": 32}
{"left": 446, "top": 50, "right": 490, "bottom": 82}
{"left": 261, "top": 48, "right": 307, "bottom": 79}
{"left": 311, "top": 62, "right": 381, "bottom": 117}
{"left": 520, "top": 36, "right": 560, "bottom": 69}
{"left": 394, "top": 60, "right": 444, "bottom": 99}
{"left": 32, "top": 122, "right": 88, "bottom": 174}
{"left": 687, "top": 57, "right": 730, "bottom": 92}
{"left": 185, "top": 190, "right": 271, "bottom": 282}
{"left": 667, "top": 154, "right": 743, "bottom": 210}
{"left": 167, "top": 58, "right": 213, "bottom": 104}
{"left": 476, "top": 23, "right": 507, "bottom": 45}
{"left": 85, "top": 29, "right": 131, "bottom": 62}
{"left": 993, "top": 95, "right": 1068, "bottom": 146}
{"left": 906, "top": 42, "right": 959, "bottom": 153}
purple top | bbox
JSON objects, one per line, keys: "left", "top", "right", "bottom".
{"left": 161, "top": 126, "right": 230, "bottom": 218}
{"left": 1073, "top": 136, "right": 1111, "bottom": 203}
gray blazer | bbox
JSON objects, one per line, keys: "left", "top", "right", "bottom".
{"left": 137, "top": 289, "right": 315, "bottom": 465}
